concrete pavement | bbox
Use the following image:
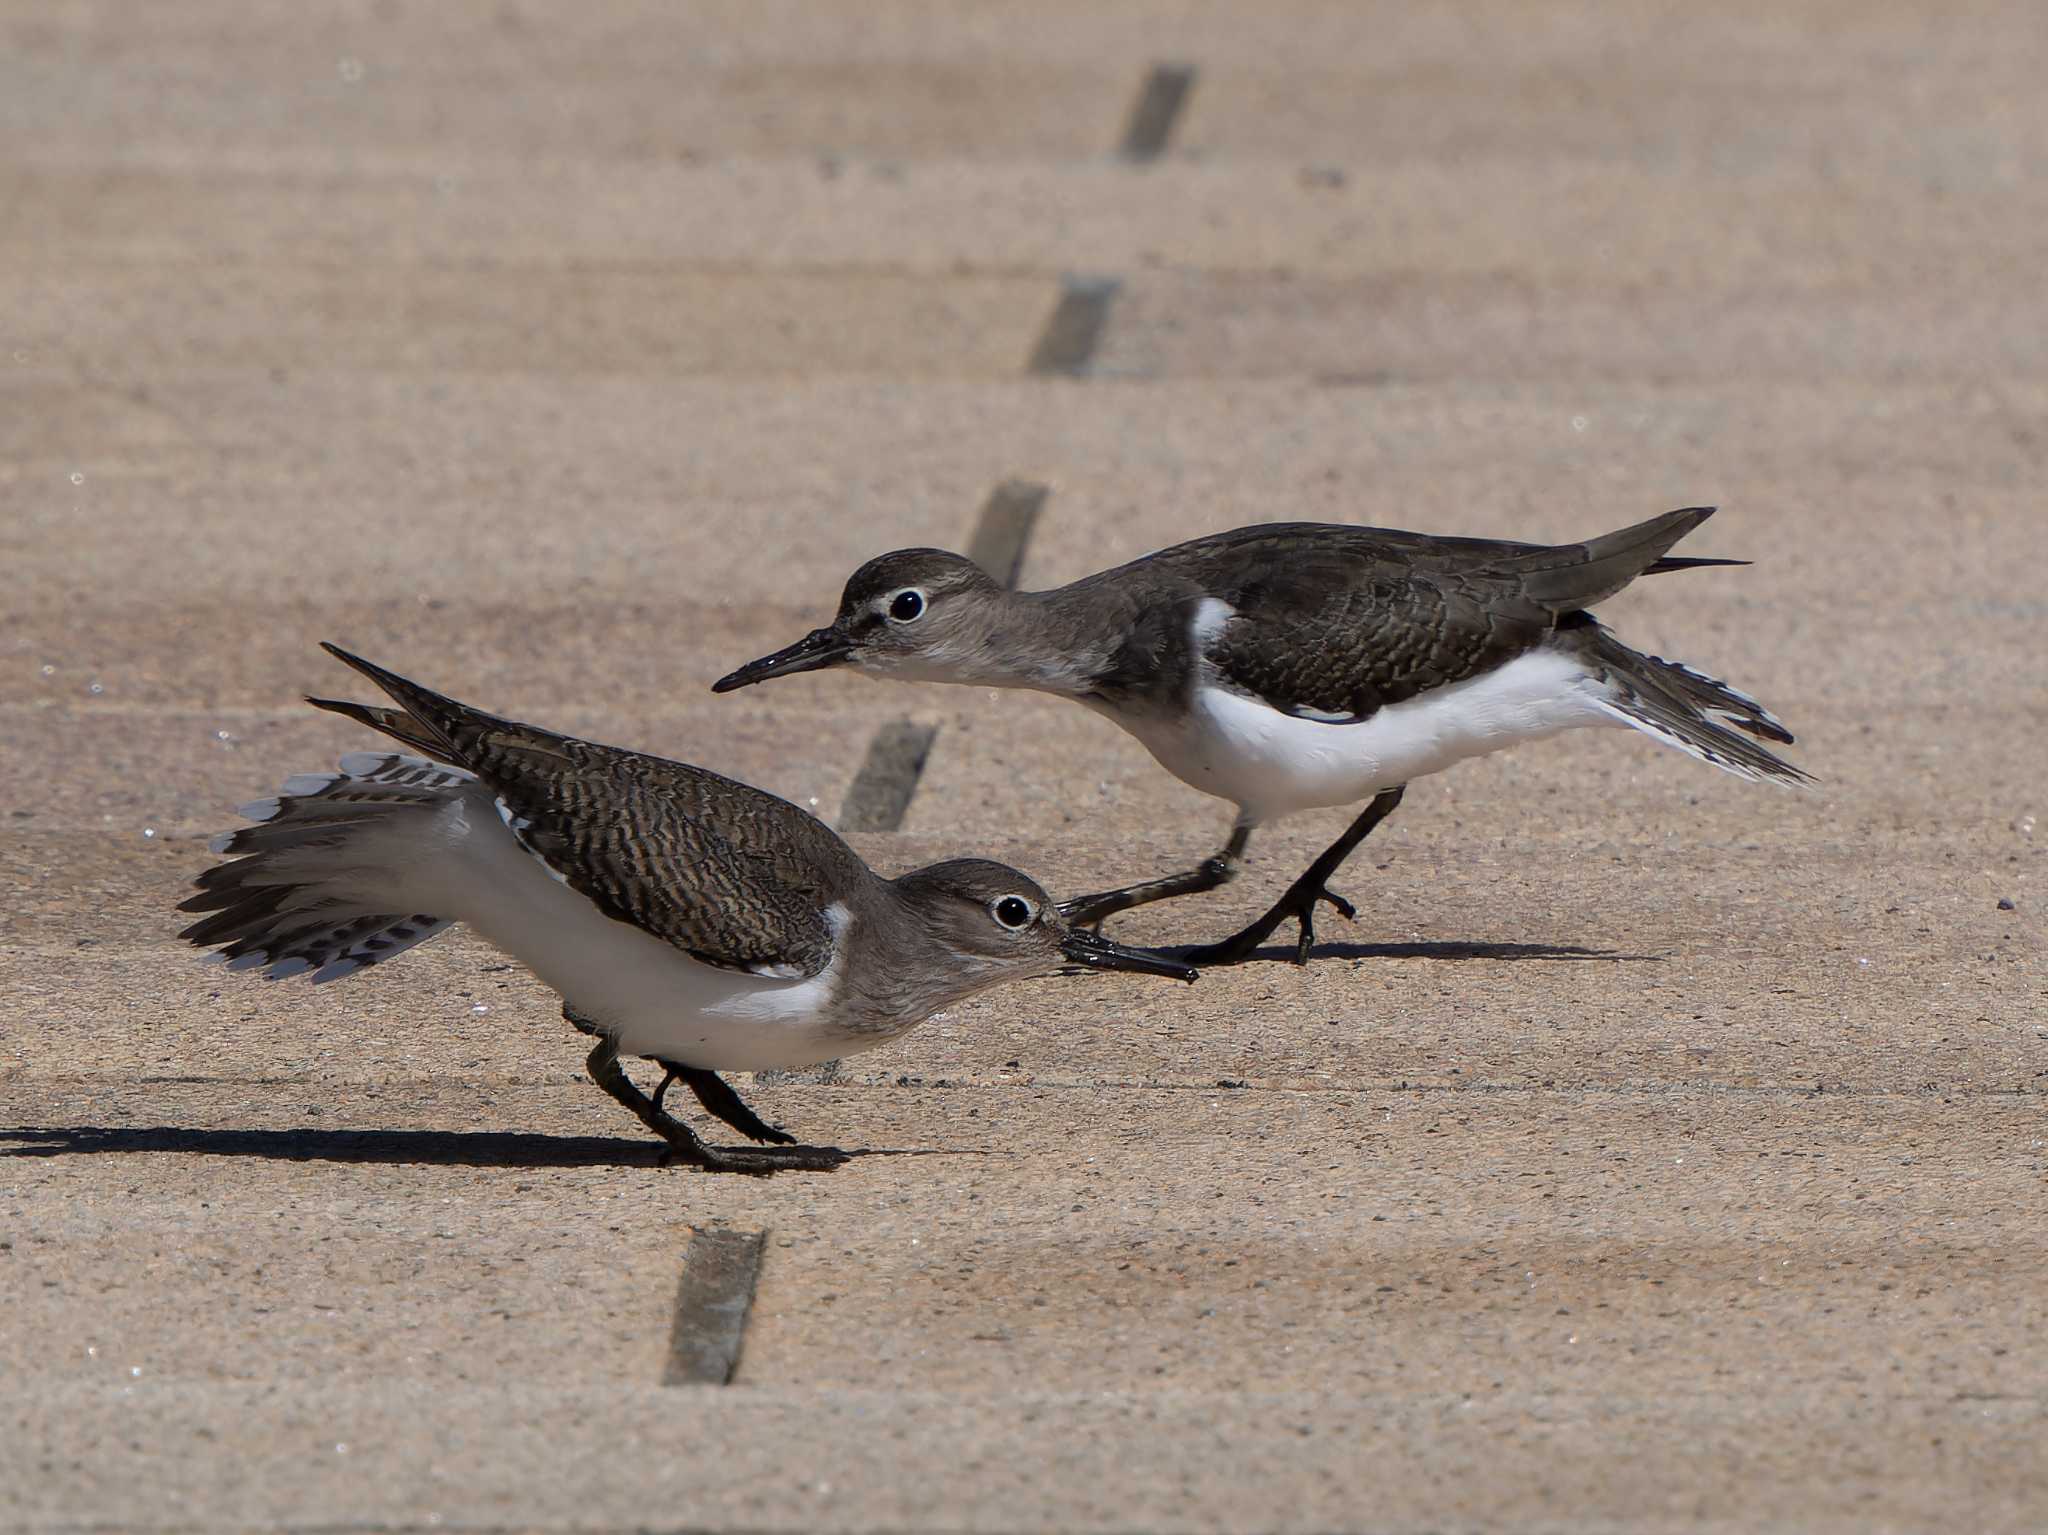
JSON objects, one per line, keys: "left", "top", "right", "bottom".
{"left": 3, "top": 1, "right": 2044, "bottom": 1529}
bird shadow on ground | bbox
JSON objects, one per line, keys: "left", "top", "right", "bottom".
{"left": 1209, "top": 938, "right": 1661, "bottom": 966}
{"left": 0, "top": 1125, "right": 971, "bottom": 1170}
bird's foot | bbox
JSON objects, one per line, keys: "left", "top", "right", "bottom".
{"left": 1182, "top": 880, "right": 1356, "bottom": 967}
{"left": 1057, "top": 851, "right": 1242, "bottom": 934}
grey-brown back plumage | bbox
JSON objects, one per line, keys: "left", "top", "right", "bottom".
{"left": 1068, "top": 507, "right": 1719, "bottom": 720}
{"left": 313, "top": 644, "right": 870, "bottom": 977}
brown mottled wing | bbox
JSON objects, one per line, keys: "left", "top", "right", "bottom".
{"left": 1079, "top": 525, "right": 1547, "bottom": 720}
{"left": 316, "top": 645, "right": 861, "bottom": 977}
{"left": 1087, "top": 514, "right": 1712, "bottom": 720}
{"left": 1211, "top": 554, "right": 1549, "bottom": 719}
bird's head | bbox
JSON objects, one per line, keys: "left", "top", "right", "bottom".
{"left": 712, "top": 549, "right": 1011, "bottom": 692}
{"left": 885, "top": 858, "right": 1197, "bottom": 1002}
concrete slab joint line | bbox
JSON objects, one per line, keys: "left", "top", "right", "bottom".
{"left": 1027, "top": 276, "right": 1121, "bottom": 377}
{"left": 837, "top": 719, "right": 939, "bottom": 835}
{"left": 663, "top": 1228, "right": 766, "bottom": 1386}
{"left": 1120, "top": 62, "right": 1197, "bottom": 160}
{"left": 966, "top": 479, "right": 1049, "bottom": 591}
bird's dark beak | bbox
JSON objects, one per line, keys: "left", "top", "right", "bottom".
{"left": 712, "top": 627, "right": 852, "bottom": 693}
{"left": 1058, "top": 926, "right": 1199, "bottom": 983}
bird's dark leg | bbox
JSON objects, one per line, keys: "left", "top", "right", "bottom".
{"left": 580, "top": 1036, "right": 848, "bottom": 1174}
{"left": 650, "top": 1065, "right": 680, "bottom": 1117}
{"left": 570, "top": 1007, "right": 772, "bottom": 1149}
{"left": 1057, "top": 825, "right": 1252, "bottom": 931}
{"left": 1182, "top": 787, "right": 1406, "bottom": 966}
{"left": 654, "top": 1058, "right": 797, "bottom": 1146}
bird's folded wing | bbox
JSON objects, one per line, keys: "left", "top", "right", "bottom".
{"left": 462, "top": 727, "right": 849, "bottom": 977}
{"left": 314, "top": 644, "right": 849, "bottom": 977}
{"left": 1169, "top": 536, "right": 1553, "bottom": 720}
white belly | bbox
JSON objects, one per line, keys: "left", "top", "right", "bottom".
{"left": 1126, "top": 647, "right": 1619, "bottom": 824}
{"left": 379, "top": 796, "right": 871, "bottom": 1072}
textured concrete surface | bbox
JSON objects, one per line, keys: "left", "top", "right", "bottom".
{"left": 3, "top": 1, "right": 2045, "bottom": 1531}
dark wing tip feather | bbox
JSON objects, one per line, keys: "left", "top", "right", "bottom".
{"left": 318, "top": 643, "right": 433, "bottom": 712}
{"left": 315, "top": 644, "right": 471, "bottom": 760}
{"left": 318, "top": 639, "right": 376, "bottom": 672}
{"left": 307, "top": 694, "right": 381, "bottom": 728}
{"left": 306, "top": 695, "right": 451, "bottom": 760}
{"left": 1508, "top": 506, "right": 1720, "bottom": 614}
{"left": 1645, "top": 556, "right": 1751, "bottom": 575}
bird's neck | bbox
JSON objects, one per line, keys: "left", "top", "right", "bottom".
{"left": 834, "top": 887, "right": 1005, "bottom": 1028}
{"left": 898, "top": 587, "right": 1120, "bottom": 698}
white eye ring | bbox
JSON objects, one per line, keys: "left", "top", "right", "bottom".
{"left": 886, "top": 588, "right": 927, "bottom": 623}
{"left": 990, "top": 894, "right": 1036, "bottom": 930}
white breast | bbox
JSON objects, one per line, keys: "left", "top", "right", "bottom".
{"left": 368, "top": 794, "right": 877, "bottom": 1072}
{"left": 1125, "top": 646, "right": 1619, "bottom": 825}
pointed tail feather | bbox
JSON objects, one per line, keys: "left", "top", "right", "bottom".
{"left": 317, "top": 643, "right": 483, "bottom": 761}
{"left": 1644, "top": 554, "right": 1749, "bottom": 576}
{"left": 1506, "top": 507, "right": 1718, "bottom": 614}
{"left": 306, "top": 696, "right": 452, "bottom": 761}
{"left": 1562, "top": 626, "right": 1812, "bottom": 787}
{"left": 178, "top": 751, "right": 468, "bottom": 982}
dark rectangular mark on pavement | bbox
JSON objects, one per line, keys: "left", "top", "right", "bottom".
{"left": 836, "top": 718, "right": 939, "bottom": 834}
{"left": 1119, "top": 63, "right": 1196, "bottom": 160}
{"left": 1027, "top": 276, "right": 1120, "bottom": 377}
{"left": 966, "top": 479, "right": 1048, "bottom": 591}
{"left": 663, "top": 1227, "right": 767, "bottom": 1386}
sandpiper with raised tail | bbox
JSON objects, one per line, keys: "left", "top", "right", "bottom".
{"left": 715, "top": 507, "right": 1809, "bottom": 964}
{"left": 180, "top": 644, "right": 1196, "bottom": 1173}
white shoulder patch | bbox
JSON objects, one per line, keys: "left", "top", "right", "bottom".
{"left": 748, "top": 900, "right": 853, "bottom": 978}
{"left": 1189, "top": 596, "right": 1236, "bottom": 648}
{"left": 494, "top": 794, "right": 572, "bottom": 886}
{"left": 492, "top": 794, "right": 533, "bottom": 835}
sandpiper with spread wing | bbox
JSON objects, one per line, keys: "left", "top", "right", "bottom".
{"left": 715, "top": 507, "right": 1809, "bottom": 964}
{"left": 180, "top": 644, "right": 1195, "bottom": 1173}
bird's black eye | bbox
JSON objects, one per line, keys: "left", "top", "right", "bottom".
{"left": 992, "top": 895, "right": 1034, "bottom": 930}
{"left": 888, "top": 589, "right": 926, "bottom": 623}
